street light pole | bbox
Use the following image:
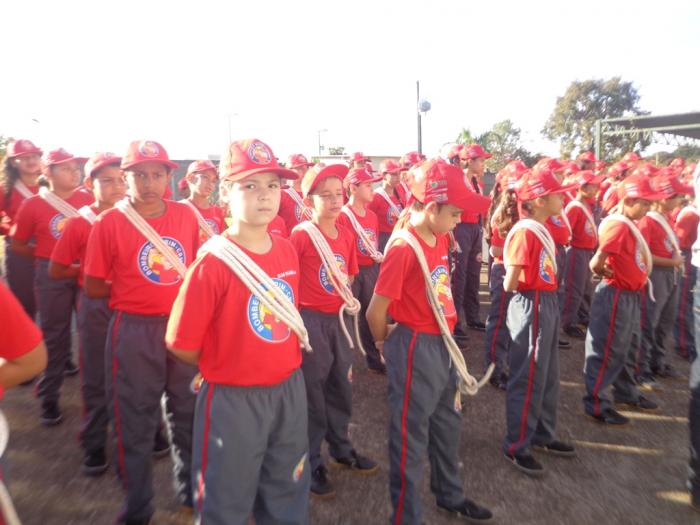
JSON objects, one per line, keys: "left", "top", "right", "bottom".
{"left": 318, "top": 128, "right": 328, "bottom": 157}
{"left": 417, "top": 81, "right": 422, "bottom": 155}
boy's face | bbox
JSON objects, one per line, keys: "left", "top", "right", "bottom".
{"left": 580, "top": 183, "right": 599, "bottom": 199}
{"left": 228, "top": 172, "right": 281, "bottom": 227}
{"left": 383, "top": 171, "right": 400, "bottom": 189}
{"left": 49, "top": 161, "right": 82, "bottom": 192}
{"left": 427, "top": 202, "right": 462, "bottom": 234}
{"left": 660, "top": 194, "right": 683, "bottom": 212}
{"left": 624, "top": 197, "right": 652, "bottom": 220}
{"left": 351, "top": 181, "right": 374, "bottom": 204}
{"left": 14, "top": 154, "right": 42, "bottom": 176}
{"left": 125, "top": 161, "right": 170, "bottom": 204}
{"left": 87, "top": 165, "right": 127, "bottom": 206}
{"left": 541, "top": 193, "right": 564, "bottom": 216}
{"left": 307, "top": 176, "right": 344, "bottom": 220}
{"left": 189, "top": 169, "right": 217, "bottom": 198}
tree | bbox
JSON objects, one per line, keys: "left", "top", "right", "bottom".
{"left": 542, "top": 78, "right": 650, "bottom": 160}
{"left": 456, "top": 121, "right": 540, "bottom": 171}
{"left": 0, "top": 136, "right": 12, "bottom": 162}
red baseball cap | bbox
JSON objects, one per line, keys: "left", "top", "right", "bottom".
{"left": 380, "top": 159, "right": 401, "bottom": 174}
{"left": 631, "top": 162, "right": 659, "bottom": 179}
{"left": 670, "top": 157, "right": 686, "bottom": 170}
{"left": 616, "top": 173, "right": 667, "bottom": 201}
{"left": 219, "top": 139, "right": 298, "bottom": 182}
{"left": 577, "top": 151, "right": 597, "bottom": 163}
{"left": 448, "top": 144, "right": 464, "bottom": 159}
{"left": 364, "top": 161, "right": 375, "bottom": 174}
{"left": 621, "top": 152, "right": 641, "bottom": 163}
{"left": 407, "top": 159, "right": 490, "bottom": 212}
{"left": 350, "top": 152, "right": 369, "bottom": 163}
{"left": 534, "top": 157, "right": 564, "bottom": 172}
{"left": 344, "top": 167, "right": 381, "bottom": 189}
{"left": 515, "top": 167, "right": 577, "bottom": 201}
{"left": 594, "top": 160, "right": 607, "bottom": 171}
{"left": 562, "top": 161, "right": 580, "bottom": 178}
{"left": 85, "top": 152, "right": 121, "bottom": 178}
{"left": 7, "top": 139, "right": 42, "bottom": 159}
{"left": 301, "top": 163, "right": 349, "bottom": 198}
{"left": 458, "top": 143, "right": 492, "bottom": 160}
{"left": 177, "top": 178, "right": 189, "bottom": 190}
{"left": 400, "top": 151, "right": 423, "bottom": 169}
{"left": 121, "top": 140, "right": 179, "bottom": 171}
{"left": 43, "top": 148, "right": 88, "bottom": 167}
{"left": 286, "top": 154, "right": 314, "bottom": 169}
{"left": 656, "top": 173, "right": 693, "bottom": 197}
{"left": 574, "top": 170, "right": 605, "bottom": 187}
{"left": 496, "top": 160, "right": 528, "bottom": 187}
{"left": 186, "top": 160, "right": 218, "bottom": 178}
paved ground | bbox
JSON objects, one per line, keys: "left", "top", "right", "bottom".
{"left": 2, "top": 264, "right": 699, "bottom": 524}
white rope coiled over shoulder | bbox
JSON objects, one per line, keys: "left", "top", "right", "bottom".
{"left": 115, "top": 199, "right": 188, "bottom": 278}
{"left": 341, "top": 206, "right": 384, "bottom": 263}
{"left": 38, "top": 187, "right": 80, "bottom": 218}
{"left": 199, "top": 234, "right": 312, "bottom": 352}
{"left": 293, "top": 221, "right": 365, "bottom": 356}
{"left": 503, "top": 219, "right": 558, "bottom": 277}
{"left": 285, "top": 188, "right": 313, "bottom": 221}
{"left": 77, "top": 205, "right": 97, "bottom": 225}
{"left": 14, "top": 179, "right": 34, "bottom": 199}
{"left": 647, "top": 211, "right": 681, "bottom": 257}
{"left": 566, "top": 200, "right": 598, "bottom": 242}
{"left": 374, "top": 187, "right": 402, "bottom": 223}
{"left": 386, "top": 229, "right": 493, "bottom": 395}
{"left": 180, "top": 199, "right": 216, "bottom": 239}
{"left": 677, "top": 204, "right": 700, "bottom": 223}
{"left": 599, "top": 213, "right": 655, "bottom": 301}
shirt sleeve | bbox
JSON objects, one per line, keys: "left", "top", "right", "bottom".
{"left": 84, "top": 216, "right": 113, "bottom": 280}
{"left": 506, "top": 229, "right": 532, "bottom": 268}
{"left": 0, "top": 282, "right": 43, "bottom": 360}
{"left": 599, "top": 221, "right": 626, "bottom": 255}
{"left": 10, "top": 198, "right": 34, "bottom": 242}
{"left": 374, "top": 241, "right": 411, "bottom": 300}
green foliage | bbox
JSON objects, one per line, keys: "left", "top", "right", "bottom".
{"left": 456, "top": 121, "right": 541, "bottom": 171}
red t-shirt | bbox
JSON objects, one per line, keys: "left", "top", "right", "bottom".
{"left": 0, "top": 184, "right": 39, "bottom": 235}
{"left": 11, "top": 191, "right": 94, "bottom": 259}
{"left": 460, "top": 177, "right": 485, "bottom": 224}
{"left": 278, "top": 188, "right": 308, "bottom": 230}
{"left": 187, "top": 201, "right": 226, "bottom": 243}
{"left": 505, "top": 227, "right": 558, "bottom": 292}
{"left": 637, "top": 214, "right": 675, "bottom": 258}
{"left": 50, "top": 206, "right": 99, "bottom": 287}
{"left": 84, "top": 201, "right": 200, "bottom": 315}
{"left": 566, "top": 202, "right": 597, "bottom": 250}
{"left": 490, "top": 224, "right": 506, "bottom": 264}
{"left": 546, "top": 215, "right": 571, "bottom": 246}
{"left": 599, "top": 220, "right": 650, "bottom": 291}
{"left": 166, "top": 233, "right": 301, "bottom": 386}
{"left": 267, "top": 215, "right": 288, "bottom": 238}
{"left": 375, "top": 227, "right": 455, "bottom": 335}
{"left": 368, "top": 190, "right": 403, "bottom": 233}
{"left": 337, "top": 207, "right": 380, "bottom": 267}
{"left": 675, "top": 206, "right": 700, "bottom": 250}
{"left": 0, "top": 281, "right": 42, "bottom": 362}
{"left": 289, "top": 222, "right": 358, "bottom": 314}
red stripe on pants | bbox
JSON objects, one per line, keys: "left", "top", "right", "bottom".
{"left": 489, "top": 286, "right": 507, "bottom": 363}
{"left": 395, "top": 331, "right": 418, "bottom": 525}
{"left": 591, "top": 288, "right": 621, "bottom": 416}
{"left": 196, "top": 385, "right": 215, "bottom": 519}
{"left": 110, "top": 311, "right": 127, "bottom": 488}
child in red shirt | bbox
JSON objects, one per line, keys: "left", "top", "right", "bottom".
{"left": 83, "top": 140, "right": 199, "bottom": 524}
{"left": 166, "top": 139, "right": 311, "bottom": 524}
{"left": 583, "top": 172, "right": 666, "bottom": 426}
{"left": 674, "top": 198, "right": 700, "bottom": 360}
{"left": 289, "top": 163, "right": 377, "bottom": 498}
{"left": 366, "top": 158, "right": 492, "bottom": 524}
{"left": 180, "top": 160, "right": 226, "bottom": 242}
{"left": 11, "top": 148, "right": 92, "bottom": 425}
{"left": 502, "top": 166, "right": 577, "bottom": 476}
{"left": 1, "top": 139, "right": 42, "bottom": 319}
{"left": 338, "top": 167, "right": 385, "bottom": 373}
{"left": 368, "top": 159, "right": 404, "bottom": 251}
{"left": 278, "top": 153, "right": 313, "bottom": 229}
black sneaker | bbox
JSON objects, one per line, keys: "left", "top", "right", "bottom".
{"left": 616, "top": 395, "right": 658, "bottom": 411}
{"left": 64, "top": 360, "right": 79, "bottom": 376}
{"left": 564, "top": 325, "right": 586, "bottom": 339}
{"left": 652, "top": 364, "right": 683, "bottom": 380}
{"left": 467, "top": 321, "right": 486, "bottom": 332}
{"left": 488, "top": 372, "right": 507, "bottom": 391}
{"left": 40, "top": 403, "right": 63, "bottom": 426}
{"left": 83, "top": 449, "right": 108, "bottom": 476}
{"left": 504, "top": 452, "right": 544, "bottom": 476}
{"left": 310, "top": 465, "right": 335, "bottom": 499}
{"left": 153, "top": 428, "right": 170, "bottom": 459}
{"left": 558, "top": 339, "right": 572, "bottom": 349}
{"left": 332, "top": 450, "right": 379, "bottom": 474}
{"left": 455, "top": 335, "right": 470, "bottom": 350}
{"left": 437, "top": 498, "right": 493, "bottom": 523}
{"left": 587, "top": 408, "right": 630, "bottom": 426}
{"left": 532, "top": 440, "right": 576, "bottom": 458}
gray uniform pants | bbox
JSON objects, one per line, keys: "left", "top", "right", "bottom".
{"left": 639, "top": 266, "right": 680, "bottom": 374}
{"left": 192, "top": 370, "right": 310, "bottom": 525}
{"left": 105, "top": 311, "right": 197, "bottom": 522}
{"left": 555, "top": 244, "right": 567, "bottom": 310}
{"left": 583, "top": 283, "right": 642, "bottom": 416}
{"left": 300, "top": 308, "right": 354, "bottom": 470}
{"left": 34, "top": 258, "right": 77, "bottom": 408}
{"left": 504, "top": 290, "right": 560, "bottom": 456}
{"left": 676, "top": 249, "right": 696, "bottom": 360}
{"left": 561, "top": 247, "right": 594, "bottom": 329}
{"left": 352, "top": 263, "right": 383, "bottom": 370}
{"left": 452, "top": 222, "right": 483, "bottom": 332}
{"left": 483, "top": 263, "right": 511, "bottom": 374}
{"left": 77, "top": 291, "right": 111, "bottom": 454}
{"left": 4, "top": 237, "right": 36, "bottom": 318}
{"left": 385, "top": 324, "right": 465, "bottom": 525}
{"left": 379, "top": 231, "right": 392, "bottom": 253}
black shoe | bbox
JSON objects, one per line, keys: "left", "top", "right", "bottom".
{"left": 652, "top": 364, "right": 683, "bottom": 380}
{"left": 123, "top": 518, "right": 151, "bottom": 525}
{"left": 153, "top": 428, "right": 170, "bottom": 459}
{"left": 437, "top": 498, "right": 493, "bottom": 523}
{"left": 332, "top": 450, "right": 379, "bottom": 474}
{"left": 558, "top": 339, "right": 571, "bottom": 349}
{"left": 64, "top": 360, "right": 79, "bottom": 376}
{"left": 564, "top": 325, "right": 586, "bottom": 339}
{"left": 454, "top": 335, "right": 470, "bottom": 350}
{"left": 636, "top": 373, "right": 661, "bottom": 392}
{"left": 40, "top": 403, "right": 63, "bottom": 426}
{"left": 467, "top": 321, "right": 486, "bottom": 332}
{"left": 310, "top": 465, "right": 335, "bottom": 499}
{"left": 83, "top": 449, "right": 108, "bottom": 476}
{"left": 488, "top": 372, "right": 507, "bottom": 391}
{"left": 587, "top": 408, "right": 630, "bottom": 426}
{"left": 616, "top": 395, "right": 658, "bottom": 411}
{"left": 504, "top": 452, "right": 544, "bottom": 477}
{"left": 533, "top": 440, "right": 576, "bottom": 458}
{"left": 368, "top": 364, "right": 387, "bottom": 375}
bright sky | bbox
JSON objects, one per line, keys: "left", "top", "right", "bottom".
{"left": 2, "top": 0, "right": 699, "bottom": 162}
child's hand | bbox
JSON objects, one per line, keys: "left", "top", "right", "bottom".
{"left": 600, "top": 264, "right": 614, "bottom": 278}
{"left": 672, "top": 254, "right": 685, "bottom": 267}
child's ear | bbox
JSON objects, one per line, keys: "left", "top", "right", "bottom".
{"left": 84, "top": 176, "right": 95, "bottom": 191}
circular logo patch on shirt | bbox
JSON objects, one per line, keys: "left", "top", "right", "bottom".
{"left": 247, "top": 278, "right": 294, "bottom": 343}
{"left": 48, "top": 213, "right": 67, "bottom": 239}
{"left": 137, "top": 237, "right": 185, "bottom": 285}
{"left": 430, "top": 265, "right": 456, "bottom": 317}
{"left": 584, "top": 219, "right": 595, "bottom": 237}
{"left": 386, "top": 204, "right": 402, "bottom": 226}
{"left": 538, "top": 250, "right": 556, "bottom": 284}
{"left": 294, "top": 203, "right": 304, "bottom": 222}
{"left": 635, "top": 245, "right": 647, "bottom": 272}
{"left": 319, "top": 254, "right": 347, "bottom": 294}
{"left": 205, "top": 219, "right": 220, "bottom": 234}
{"left": 357, "top": 228, "right": 377, "bottom": 256}
{"left": 550, "top": 215, "right": 563, "bottom": 227}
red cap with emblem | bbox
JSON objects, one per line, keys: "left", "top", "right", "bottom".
{"left": 349, "top": 152, "right": 369, "bottom": 163}
{"left": 574, "top": 170, "right": 605, "bottom": 187}
{"left": 286, "top": 154, "right": 314, "bottom": 169}
{"left": 458, "top": 143, "right": 492, "bottom": 160}
{"left": 400, "top": 151, "right": 423, "bottom": 169}
{"left": 7, "top": 139, "right": 43, "bottom": 159}
{"left": 43, "top": 148, "right": 88, "bottom": 167}
{"left": 85, "top": 152, "right": 121, "bottom": 178}
{"left": 577, "top": 151, "right": 597, "bottom": 163}
{"left": 121, "top": 140, "right": 179, "bottom": 171}
{"left": 515, "top": 167, "right": 577, "bottom": 201}
{"left": 656, "top": 172, "right": 694, "bottom": 196}
{"left": 301, "top": 163, "right": 350, "bottom": 198}
{"left": 186, "top": 160, "right": 218, "bottom": 179}
{"left": 219, "top": 139, "right": 298, "bottom": 182}
{"left": 616, "top": 173, "right": 667, "bottom": 200}
{"left": 380, "top": 159, "right": 401, "bottom": 174}
{"left": 407, "top": 159, "right": 490, "bottom": 212}
{"left": 344, "top": 167, "right": 381, "bottom": 189}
